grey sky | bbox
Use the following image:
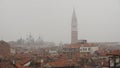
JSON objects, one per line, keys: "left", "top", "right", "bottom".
{"left": 0, "top": 0, "right": 120, "bottom": 43}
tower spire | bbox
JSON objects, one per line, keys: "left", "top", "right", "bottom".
{"left": 71, "top": 8, "right": 78, "bottom": 44}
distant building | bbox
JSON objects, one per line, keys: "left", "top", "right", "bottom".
{"left": 80, "top": 46, "right": 98, "bottom": 54}
{"left": 77, "top": 40, "right": 87, "bottom": 44}
{"left": 62, "top": 43, "right": 98, "bottom": 58}
{"left": 10, "top": 47, "right": 16, "bottom": 55}
{"left": 71, "top": 9, "right": 78, "bottom": 44}
{"left": 26, "top": 33, "right": 35, "bottom": 45}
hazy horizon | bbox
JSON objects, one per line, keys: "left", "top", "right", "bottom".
{"left": 0, "top": 0, "right": 120, "bottom": 43}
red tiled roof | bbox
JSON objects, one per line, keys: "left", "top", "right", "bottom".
{"left": 16, "top": 63, "right": 22, "bottom": 68}
{"left": 99, "top": 52, "right": 107, "bottom": 56}
{"left": 15, "top": 57, "right": 31, "bottom": 68}
{"left": 0, "top": 40, "right": 10, "bottom": 57}
{"left": 106, "top": 49, "right": 120, "bottom": 56}
{"left": 0, "top": 61, "right": 15, "bottom": 68}
{"left": 47, "top": 59, "right": 77, "bottom": 67}
{"left": 19, "top": 57, "right": 31, "bottom": 65}
{"left": 16, "top": 63, "right": 31, "bottom": 68}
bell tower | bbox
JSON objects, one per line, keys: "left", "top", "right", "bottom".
{"left": 71, "top": 9, "right": 78, "bottom": 44}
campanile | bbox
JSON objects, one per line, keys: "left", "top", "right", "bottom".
{"left": 71, "top": 9, "right": 78, "bottom": 44}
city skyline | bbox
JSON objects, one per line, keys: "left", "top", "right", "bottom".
{"left": 0, "top": 0, "right": 120, "bottom": 43}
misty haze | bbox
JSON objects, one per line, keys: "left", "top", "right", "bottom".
{"left": 0, "top": 0, "right": 120, "bottom": 68}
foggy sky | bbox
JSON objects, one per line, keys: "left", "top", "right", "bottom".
{"left": 0, "top": 0, "right": 120, "bottom": 43}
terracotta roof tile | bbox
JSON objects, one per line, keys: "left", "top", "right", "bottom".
{"left": 106, "top": 49, "right": 120, "bottom": 56}
{"left": 47, "top": 59, "right": 77, "bottom": 67}
{"left": 0, "top": 61, "right": 15, "bottom": 68}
